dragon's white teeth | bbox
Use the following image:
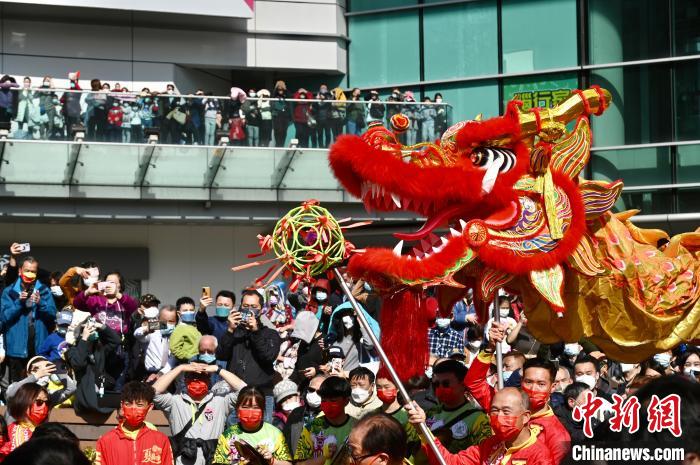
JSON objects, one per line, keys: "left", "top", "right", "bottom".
{"left": 459, "top": 219, "right": 468, "bottom": 230}
{"left": 440, "top": 236, "right": 449, "bottom": 246}
{"left": 450, "top": 228, "right": 462, "bottom": 237}
{"left": 391, "top": 193, "right": 402, "bottom": 209}
{"left": 432, "top": 246, "right": 442, "bottom": 254}
{"left": 393, "top": 240, "right": 404, "bottom": 257}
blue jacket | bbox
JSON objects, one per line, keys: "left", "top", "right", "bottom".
{"left": 195, "top": 311, "right": 230, "bottom": 342}
{"left": 1, "top": 278, "right": 57, "bottom": 358}
{"left": 39, "top": 331, "right": 66, "bottom": 362}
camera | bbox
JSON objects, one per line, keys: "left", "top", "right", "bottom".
{"left": 239, "top": 309, "right": 252, "bottom": 321}
{"left": 147, "top": 319, "right": 160, "bottom": 332}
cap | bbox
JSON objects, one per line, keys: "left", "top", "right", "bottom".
{"left": 328, "top": 346, "right": 345, "bottom": 359}
{"left": 27, "top": 356, "right": 48, "bottom": 373}
{"left": 57, "top": 310, "right": 73, "bottom": 326}
{"left": 273, "top": 379, "right": 299, "bottom": 404}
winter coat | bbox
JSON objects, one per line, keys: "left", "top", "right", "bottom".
{"left": 241, "top": 99, "right": 261, "bottom": 126}
{"left": 16, "top": 89, "right": 41, "bottom": 125}
{"left": 65, "top": 325, "right": 122, "bottom": 414}
{"left": 216, "top": 323, "right": 281, "bottom": 395}
{"left": 0, "top": 278, "right": 57, "bottom": 358}
{"left": 62, "top": 84, "right": 83, "bottom": 118}
{"left": 72, "top": 291, "right": 138, "bottom": 337}
{"left": 292, "top": 91, "right": 313, "bottom": 123}
{"left": 331, "top": 88, "right": 347, "bottom": 120}
{"left": 258, "top": 90, "right": 272, "bottom": 121}
{"left": 311, "top": 94, "right": 332, "bottom": 122}
{"left": 346, "top": 98, "right": 366, "bottom": 124}
{"left": 195, "top": 312, "right": 229, "bottom": 342}
{"left": 271, "top": 90, "right": 291, "bottom": 120}
{"left": 0, "top": 81, "right": 19, "bottom": 111}
{"left": 367, "top": 101, "right": 385, "bottom": 122}
{"left": 289, "top": 334, "right": 324, "bottom": 388}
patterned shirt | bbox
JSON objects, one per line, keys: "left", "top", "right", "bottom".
{"left": 425, "top": 401, "right": 492, "bottom": 453}
{"left": 294, "top": 415, "right": 356, "bottom": 464}
{"left": 427, "top": 327, "right": 464, "bottom": 358}
{"left": 213, "top": 422, "right": 291, "bottom": 465}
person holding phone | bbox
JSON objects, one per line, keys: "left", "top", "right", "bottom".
{"left": 216, "top": 289, "right": 281, "bottom": 423}
{"left": 1, "top": 256, "right": 57, "bottom": 383}
{"left": 197, "top": 289, "right": 236, "bottom": 342}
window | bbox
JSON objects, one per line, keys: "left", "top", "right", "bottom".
{"left": 348, "top": 0, "right": 417, "bottom": 13}
{"left": 502, "top": 72, "right": 578, "bottom": 112}
{"left": 423, "top": 1, "right": 498, "bottom": 81}
{"left": 348, "top": 11, "right": 420, "bottom": 88}
{"left": 426, "top": 81, "right": 499, "bottom": 125}
{"left": 501, "top": 0, "right": 577, "bottom": 73}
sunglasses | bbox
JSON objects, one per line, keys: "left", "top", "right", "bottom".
{"left": 349, "top": 452, "right": 376, "bottom": 465}
{"left": 34, "top": 399, "right": 48, "bottom": 407}
{"left": 307, "top": 387, "right": 318, "bottom": 393}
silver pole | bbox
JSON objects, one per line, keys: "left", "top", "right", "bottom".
{"left": 493, "top": 291, "right": 504, "bottom": 390}
{"left": 332, "top": 269, "right": 448, "bottom": 465}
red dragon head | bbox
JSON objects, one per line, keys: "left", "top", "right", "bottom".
{"left": 329, "top": 88, "right": 617, "bottom": 378}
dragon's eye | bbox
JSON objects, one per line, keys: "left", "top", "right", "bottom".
{"left": 470, "top": 147, "right": 517, "bottom": 172}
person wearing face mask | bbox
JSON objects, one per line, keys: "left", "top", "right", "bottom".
{"left": 325, "top": 302, "right": 380, "bottom": 373}
{"left": 418, "top": 359, "right": 491, "bottom": 462}
{"left": 58, "top": 260, "right": 100, "bottom": 306}
{"left": 197, "top": 289, "right": 236, "bottom": 342}
{"left": 292, "top": 88, "right": 314, "bottom": 148}
{"left": 4, "top": 356, "right": 75, "bottom": 424}
{"left": 213, "top": 386, "right": 293, "bottom": 465}
{"left": 1, "top": 256, "right": 57, "bottom": 383}
{"left": 38, "top": 75, "right": 58, "bottom": 140}
{"left": 465, "top": 322, "right": 571, "bottom": 463}
{"left": 95, "top": 381, "right": 173, "bottom": 465}
{"left": 372, "top": 372, "right": 422, "bottom": 458}
{"left": 241, "top": 89, "right": 261, "bottom": 146}
{"left": 310, "top": 278, "right": 335, "bottom": 334}
{"left": 37, "top": 308, "right": 73, "bottom": 363}
{"left": 282, "top": 374, "right": 327, "bottom": 456}
{"left": 434, "top": 92, "right": 448, "bottom": 137}
{"left": 65, "top": 316, "right": 121, "bottom": 414}
{"left": 679, "top": 348, "right": 700, "bottom": 381}
{"left": 272, "top": 379, "right": 302, "bottom": 431}
{"left": 152, "top": 361, "right": 245, "bottom": 465}
{"left": 265, "top": 282, "right": 294, "bottom": 335}
{"left": 133, "top": 305, "right": 179, "bottom": 384}
{"left": 463, "top": 326, "right": 483, "bottom": 367}
{"left": 271, "top": 80, "right": 291, "bottom": 147}
{"left": 553, "top": 381, "right": 599, "bottom": 443}
{"left": 428, "top": 310, "right": 464, "bottom": 359}
{"left": 346, "top": 367, "right": 383, "bottom": 419}
{"left": 366, "top": 90, "right": 385, "bottom": 124}
{"left": 550, "top": 366, "right": 573, "bottom": 408}
{"left": 0, "top": 383, "right": 51, "bottom": 456}
{"left": 483, "top": 296, "right": 517, "bottom": 354}
{"left": 170, "top": 296, "right": 203, "bottom": 366}
{"left": 408, "top": 387, "right": 555, "bottom": 465}
{"left": 573, "top": 354, "right": 613, "bottom": 402}
{"left": 295, "top": 376, "right": 356, "bottom": 465}
{"left": 217, "top": 289, "right": 282, "bottom": 423}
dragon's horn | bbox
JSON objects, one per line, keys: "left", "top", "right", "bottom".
{"left": 517, "top": 87, "right": 612, "bottom": 137}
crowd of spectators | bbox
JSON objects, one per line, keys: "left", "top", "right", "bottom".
{"left": 0, "top": 243, "right": 697, "bottom": 465}
{"left": 0, "top": 73, "right": 450, "bottom": 148}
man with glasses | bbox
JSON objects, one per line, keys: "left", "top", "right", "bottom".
{"left": 415, "top": 360, "right": 491, "bottom": 465}
{"left": 216, "top": 288, "right": 281, "bottom": 423}
{"left": 347, "top": 413, "right": 407, "bottom": 465}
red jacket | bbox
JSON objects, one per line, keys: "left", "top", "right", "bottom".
{"left": 423, "top": 425, "right": 553, "bottom": 465}
{"left": 464, "top": 352, "right": 571, "bottom": 464}
{"left": 95, "top": 423, "right": 174, "bottom": 465}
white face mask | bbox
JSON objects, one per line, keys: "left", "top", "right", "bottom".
{"left": 468, "top": 341, "right": 482, "bottom": 350}
{"left": 306, "top": 391, "right": 322, "bottom": 409}
{"left": 315, "top": 291, "right": 328, "bottom": 302}
{"left": 684, "top": 367, "right": 700, "bottom": 377}
{"left": 282, "top": 400, "right": 301, "bottom": 413}
{"left": 498, "top": 308, "right": 510, "bottom": 318}
{"left": 342, "top": 315, "right": 354, "bottom": 329}
{"left": 435, "top": 318, "right": 451, "bottom": 329}
{"left": 619, "top": 363, "right": 637, "bottom": 373}
{"left": 502, "top": 370, "right": 513, "bottom": 381}
{"left": 564, "top": 343, "right": 581, "bottom": 357}
{"left": 653, "top": 353, "right": 671, "bottom": 368}
{"left": 425, "top": 366, "right": 433, "bottom": 379}
{"left": 576, "top": 374, "right": 597, "bottom": 389}
{"left": 36, "top": 375, "right": 49, "bottom": 386}
{"left": 351, "top": 387, "right": 370, "bottom": 404}
{"left": 50, "top": 285, "right": 63, "bottom": 297}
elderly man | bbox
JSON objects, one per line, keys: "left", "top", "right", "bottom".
{"left": 409, "top": 387, "right": 554, "bottom": 465}
{"left": 348, "top": 413, "right": 407, "bottom": 465}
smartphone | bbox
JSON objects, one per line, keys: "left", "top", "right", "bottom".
{"left": 97, "top": 281, "right": 110, "bottom": 292}
{"left": 17, "top": 243, "right": 31, "bottom": 253}
{"left": 202, "top": 286, "right": 211, "bottom": 299}
{"left": 147, "top": 319, "right": 160, "bottom": 332}
{"left": 239, "top": 309, "right": 252, "bottom": 321}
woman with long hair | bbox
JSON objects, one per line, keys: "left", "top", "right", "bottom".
{"left": 0, "top": 383, "right": 50, "bottom": 457}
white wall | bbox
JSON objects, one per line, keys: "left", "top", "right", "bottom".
{"left": 0, "top": 222, "right": 269, "bottom": 304}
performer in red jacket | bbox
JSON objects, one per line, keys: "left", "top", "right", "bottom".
{"left": 409, "top": 387, "right": 554, "bottom": 465}
{"left": 96, "top": 381, "right": 173, "bottom": 465}
{"left": 464, "top": 322, "right": 570, "bottom": 464}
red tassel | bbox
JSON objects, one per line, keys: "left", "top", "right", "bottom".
{"left": 380, "top": 289, "right": 429, "bottom": 382}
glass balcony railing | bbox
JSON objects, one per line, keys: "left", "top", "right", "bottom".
{"left": 0, "top": 87, "right": 453, "bottom": 148}
{"left": 0, "top": 139, "right": 349, "bottom": 202}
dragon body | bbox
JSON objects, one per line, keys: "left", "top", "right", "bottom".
{"left": 329, "top": 88, "right": 700, "bottom": 377}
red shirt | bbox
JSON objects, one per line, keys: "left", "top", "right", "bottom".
{"left": 95, "top": 423, "right": 173, "bottom": 465}
{"left": 423, "top": 425, "right": 554, "bottom": 465}
{"left": 464, "top": 352, "right": 571, "bottom": 463}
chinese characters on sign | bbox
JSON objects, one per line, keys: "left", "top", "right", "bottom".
{"left": 573, "top": 392, "right": 682, "bottom": 438}
{"left": 511, "top": 89, "right": 572, "bottom": 111}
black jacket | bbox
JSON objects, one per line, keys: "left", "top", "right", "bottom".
{"left": 290, "top": 335, "right": 324, "bottom": 389}
{"left": 65, "top": 325, "right": 121, "bottom": 414}
{"left": 217, "top": 324, "right": 281, "bottom": 395}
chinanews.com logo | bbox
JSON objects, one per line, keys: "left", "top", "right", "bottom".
{"left": 571, "top": 444, "right": 685, "bottom": 462}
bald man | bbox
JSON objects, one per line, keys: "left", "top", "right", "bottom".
{"left": 409, "top": 387, "right": 554, "bottom": 465}
{"left": 348, "top": 413, "right": 407, "bottom": 465}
